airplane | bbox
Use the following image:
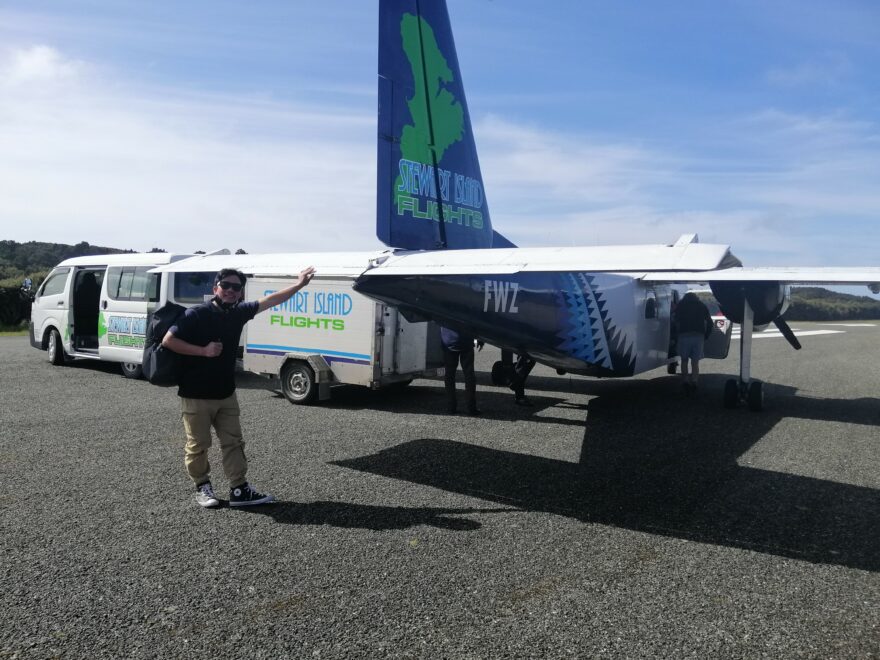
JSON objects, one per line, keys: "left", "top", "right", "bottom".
{"left": 351, "top": 0, "right": 880, "bottom": 411}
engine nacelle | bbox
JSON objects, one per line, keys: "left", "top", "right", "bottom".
{"left": 710, "top": 281, "right": 790, "bottom": 326}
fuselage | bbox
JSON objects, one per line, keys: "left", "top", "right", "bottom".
{"left": 354, "top": 267, "right": 680, "bottom": 377}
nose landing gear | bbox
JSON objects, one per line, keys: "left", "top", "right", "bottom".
{"left": 723, "top": 296, "right": 764, "bottom": 411}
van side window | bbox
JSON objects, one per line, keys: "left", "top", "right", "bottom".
{"left": 173, "top": 272, "right": 214, "bottom": 303}
{"left": 106, "top": 266, "right": 160, "bottom": 302}
{"left": 38, "top": 269, "right": 70, "bottom": 297}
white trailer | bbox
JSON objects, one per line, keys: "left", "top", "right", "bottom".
{"left": 152, "top": 252, "right": 443, "bottom": 404}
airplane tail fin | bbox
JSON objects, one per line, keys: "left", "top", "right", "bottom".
{"left": 378, "top": 0, "right": 510, "bottom": 250}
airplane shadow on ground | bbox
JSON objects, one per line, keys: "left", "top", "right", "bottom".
{"left": 253, "top": 373, "right": 581, "bottom": 423}
{"left": 261, "top": 368, "right": 880, "bottom": 429}
{"left": 333, "top": 374, "right": 880, "bottom": 572}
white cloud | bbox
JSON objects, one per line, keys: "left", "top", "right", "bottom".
{"left": 471, "top": 109, "right": 880, "bottom": 268}
{"left": 1, "top": 43, "right": 878, "bottom": 274}
{"left": 0, "top": 45, "right": 378, "bottom": 253}
{"left": 0, "top": 44, "right": 83, "bottom": 85}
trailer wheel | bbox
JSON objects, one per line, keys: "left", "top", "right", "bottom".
{"left": 47, "top": 329, "right": 66, "bottom": 366}
{"left": 120, "top": 362, "right": 143, "bottom": 379}
{"left": 281, "top": 361, "right": 317, "bottom": 404}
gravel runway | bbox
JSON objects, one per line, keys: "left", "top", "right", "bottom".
{"left": 1, "top": 325, "right": 878, "bottom": 658}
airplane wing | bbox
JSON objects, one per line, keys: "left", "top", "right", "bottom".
{"left": 642, "top": 267, "right": 880, "bottom": 291}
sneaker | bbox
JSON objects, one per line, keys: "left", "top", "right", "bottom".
{"left": 229, "top": 483, "right": 275, "bottom": 507}
{"left": 514, "top": 396, "right": 534, "bottom": 407}
{"left": 195, "top": 482, "right": 220, "bottom": 508}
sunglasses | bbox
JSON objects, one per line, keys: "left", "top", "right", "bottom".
{"left": 217, "top": 281, "right": 243, "bottom": 292}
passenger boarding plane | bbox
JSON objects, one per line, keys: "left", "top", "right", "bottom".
{"left": 352, "top": 0, "right": 880, "bottom": 410}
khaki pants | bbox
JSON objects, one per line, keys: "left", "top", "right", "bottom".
{"left": 181, "top": 394, "right": 247, "bottom": 488}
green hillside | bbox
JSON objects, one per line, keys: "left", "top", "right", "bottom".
{"left": 1, "top": 241, "right": 134, "bottom": 327}
{"left": 0, "top": 240, "right": 131, "bottom": 288}
{"left": 784, "top": 286, "right": 880, "bottom": 321}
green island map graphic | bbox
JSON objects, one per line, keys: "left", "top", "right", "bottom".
{"left": 394, "top": 13, "right": 464, "bottom": 208}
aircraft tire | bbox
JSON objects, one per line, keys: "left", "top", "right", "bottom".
{"left": 492, "top": 360, "right": 513, "bottom": 387}
{"left": 120, "top": 362, "right": 143, "bottom": 379}
{"left": 747, "top": 380, "right": 764, "bottom": 412}
{"left": 667, "top": 362, "right": 678, "bottom": 374}
{"left": 281, "top": 360, "right": 317, "bottom": 405}
{"left": 47, "top": 328, "right": 66, "bottom": 366}
{"left": 723, "top": 378, "right": 739, "bottom": 408}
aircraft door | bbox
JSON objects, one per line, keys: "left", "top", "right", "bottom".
{"left": 704, "top": 304, "right": 733, "bottom": 359}
{"left": 635, "top": 286, "right": 671, "bottom": 371}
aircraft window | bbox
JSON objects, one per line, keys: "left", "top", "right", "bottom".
{"left": 645, "top": 296, "right": 657, "bottom": 319}
{"left": 173, "top": 272, "right": 214, "bottom": 303}
{"left": 39, "top": 269, "right": 70, "bottom": 297}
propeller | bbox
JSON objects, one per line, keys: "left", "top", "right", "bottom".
{"left": 773, "top": 317, "right": 801, "bottom": 350}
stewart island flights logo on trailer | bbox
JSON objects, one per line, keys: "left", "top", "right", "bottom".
{"left": 380, "top": 4, "right": 491, "bottom": 249}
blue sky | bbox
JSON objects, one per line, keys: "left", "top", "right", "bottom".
{"left": 1, "top": 1, "right": 879, "bottom": 278}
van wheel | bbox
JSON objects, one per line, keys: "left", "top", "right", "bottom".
{"left": 281, "top": 361, "right": 317, "bottom": 404}
{"left": 47, "top": 329, "right": 66, "bottom": 366}
{"left": 120, "top": 362, "right": 143, "bottom": 379}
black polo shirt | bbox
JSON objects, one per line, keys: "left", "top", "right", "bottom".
{"left": 169, "top": 300, "right": 259, "bottom": 399}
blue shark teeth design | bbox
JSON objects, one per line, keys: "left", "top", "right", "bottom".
{"left": 556, "top": 273, "right": 612, "bottom": 369}
{"left": 555, "top": 273, "right": 636, "bottom": 374}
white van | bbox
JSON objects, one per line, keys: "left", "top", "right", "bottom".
{"left": 151, "top": 252, "right": 444, "bottom": 403}
{"left": 29, "top": 252, "right": 225, "bottom": 377}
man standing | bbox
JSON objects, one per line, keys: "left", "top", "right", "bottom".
{"left": 440, "top": 326, "right": 481, "bottom": 416}
{"left": 509, "top": 353, "right": 536, "bottom": 407}
{"left": 673, "top": 291, "right": 714, "bottom": 395}
{"left": 163, "top": 266, "right": 315, "bottom": 508}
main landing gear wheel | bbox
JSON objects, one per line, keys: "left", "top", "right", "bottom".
{"left": 667, "top": 362, "right": 678, "bottom": 375}
{"left": 491, "top": 361, "right": 515, "bottom": 386}
{"left": 47, "top": 329, "right": 66, "bottom": 366}
{"left": 120, "top": 362, "right": 143, "bottom": 379}
{"left": 722, "top": 378, "right": 764, "bottom": 411}
{"left": 281, "top": 361, "right": 317, "bottom": 405}
{"left": 747, "top": 380, "right": 764, "bottom": 412}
